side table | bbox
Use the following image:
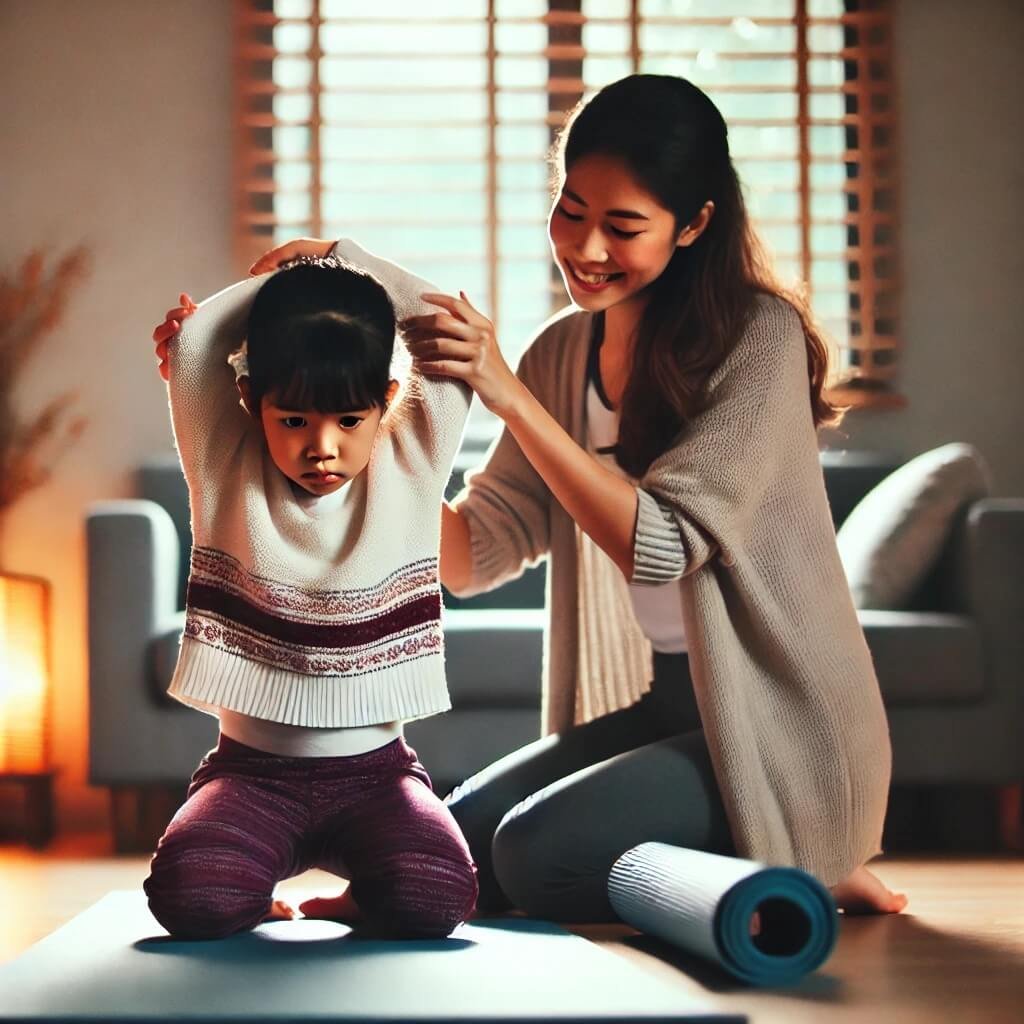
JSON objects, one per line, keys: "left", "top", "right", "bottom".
{"left": 0, "top": 770, "right": 56, "bottom": 847}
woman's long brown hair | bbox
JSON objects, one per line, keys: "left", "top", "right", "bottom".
{"left": 554, "top": 75, "right": 842, "bottom": 479}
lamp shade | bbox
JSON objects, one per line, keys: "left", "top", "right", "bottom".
{"left": 0, "top": 572, "right": 52, "bottom": 774}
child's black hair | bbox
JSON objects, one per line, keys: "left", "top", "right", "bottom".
{"left": 246, "top": 263, "right": 396, "bottom": 413}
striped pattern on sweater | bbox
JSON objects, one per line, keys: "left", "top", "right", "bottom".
{"left": 184, "top": 548, "right": 442, "bottom": 677}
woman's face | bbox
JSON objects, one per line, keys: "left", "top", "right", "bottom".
{"left": 548, "top": 153, "right": 687, "bottom": 314}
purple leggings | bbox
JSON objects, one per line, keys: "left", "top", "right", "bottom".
{"left": 144, "top": 734, "right": 478, "bottom": 940}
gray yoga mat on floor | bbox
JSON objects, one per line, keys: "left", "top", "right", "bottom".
{"left": 0, "top": 891, "right": 743, "bottom": 1024}
{"left": 608, "top": 844, "right": 838, "bottom": 987}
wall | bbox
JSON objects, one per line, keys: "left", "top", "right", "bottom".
{"left": 0, "top": 0, "right": 1021, "bottom": 835}
{"left": 822, "top": 0, "right": 1024, "bottom": 493}
{"left": 0, "top": 0, "right": 235, "bottom": 832}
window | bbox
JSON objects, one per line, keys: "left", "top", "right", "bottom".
{"left": 235, "top": 0, "right": 900, "bottom": 447}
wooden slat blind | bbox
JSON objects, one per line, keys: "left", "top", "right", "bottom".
{"left": 234, "top": 0, "right": 899, "bottom": 438}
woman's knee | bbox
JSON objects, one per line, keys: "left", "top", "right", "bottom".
{"left": 490, "top": 802, "right": 552, "bottom": 916}
{"left": 491, "top": 799, "right": 616, "bottom": 922}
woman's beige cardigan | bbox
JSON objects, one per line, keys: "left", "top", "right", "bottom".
{"left": 451, "top": 296, "right": 891, "bottom": 887}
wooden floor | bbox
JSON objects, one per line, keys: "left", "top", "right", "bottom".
{"left": 1, "top": 836, "right": 1022, "bottom": 1023}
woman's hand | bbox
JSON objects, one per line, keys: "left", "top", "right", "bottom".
{"left": 248, "top": 237, "right": 333, "bottom": 276}
{"left": 152, "top": 292, "right": 197, "bottom": 382}
{"left": 401, "top": 292, "right": 525, "bottom": 419}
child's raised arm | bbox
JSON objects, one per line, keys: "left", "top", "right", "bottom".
{"left": 162, "top": 275, "right": 267, "bottom": 498}
{"left": 329, "top": 239, "right": 443, "bottom": 325}
{"left": 326, "top": 239, "right": 473, "bottom": 478}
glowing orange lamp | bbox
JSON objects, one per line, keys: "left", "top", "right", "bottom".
{"left": 0, "top": 571, "right": 54, "bottom": 845}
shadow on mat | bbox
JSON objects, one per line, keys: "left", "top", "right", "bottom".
{"left": 135, "top": 924, "right": 476, "bottom": 959}
{"left": 132, "top": 917, "right": 577, "bottom": 961}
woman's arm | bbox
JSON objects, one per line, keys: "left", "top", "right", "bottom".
{"left": 402, "top": 294, "right": 639, "bottom": 579}
{"left": 440, "top": 502, "right": 473, "bottom": 593}
{"left": 402, "top": 293, "right": 809, "bottom": 584}
{"left": 495, "top": 385, "right": 638, "bottom": 578}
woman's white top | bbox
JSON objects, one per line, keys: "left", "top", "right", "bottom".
{"left": 584, "top": 339, "right": 688, "bottom": 656}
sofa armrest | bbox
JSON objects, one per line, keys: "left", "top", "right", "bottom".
{"left": 958, "top": 499, "right": 1024, "bottom": 705}
{"left": 881, "top": 499, "right": 1024, "bottom": 784}
{"left": 86, "top": 500, "right": 214, "bottom": 784}
{"left": 859, "top": 611, "right": 984, "bottom": 705}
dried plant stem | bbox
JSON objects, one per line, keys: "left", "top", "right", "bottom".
{"left": 0, "top": 249, "right": 90, "bottom": 555}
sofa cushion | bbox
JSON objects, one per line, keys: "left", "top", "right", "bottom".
{"left": 441, "top": 608, "right": 544, "bottom": 706}
{"left": 405, "top": 707, "right": 543, "bottom": 796}
{"left": 836, "top": 443, "right": 991, "bottom": 609}
{"left": 859, "top": 610, "right": 985, "bottom": 705}
{"left": 819, "top": 450, "right": 902, "bottom": 528}
{"left": 147, "top": 614, "right": 186, "bottom": 705}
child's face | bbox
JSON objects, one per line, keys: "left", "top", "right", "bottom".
{"left": 260, "top": 396, "right": 386, "bottom": 496}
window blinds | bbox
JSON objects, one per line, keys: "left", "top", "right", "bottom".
{"left": 235, "top": 0, "right": 899, "bottom": 432}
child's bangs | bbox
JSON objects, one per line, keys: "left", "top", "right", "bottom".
{"left": 269, "top": 347, "right": 386, "bottom": 413}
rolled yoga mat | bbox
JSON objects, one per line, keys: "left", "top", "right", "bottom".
{"left": 607, "top": 843, "right": 838, "bottom": 987}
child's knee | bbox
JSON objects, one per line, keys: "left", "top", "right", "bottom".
{"left": 145, "top": 877, "right": 270, "bottom": 940}
{"left": 355, "top": 851, "right": 479, "bottom": 938}
{"left": 144, "top": 834, "right": 272, "bottom": 939}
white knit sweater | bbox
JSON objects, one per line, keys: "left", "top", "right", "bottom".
{"left": 166, "top": 240, "right": 471, "bottom": 727}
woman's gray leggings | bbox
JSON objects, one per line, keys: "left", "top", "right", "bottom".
{"left": 444, "top": 653, "right": 734, "bottom": 922}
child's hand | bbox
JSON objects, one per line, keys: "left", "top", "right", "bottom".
{"left": 248, "top": 237, "right": 333, "bottom": 276}
{"left": 152, "top": 292, "right": 197, "bottom": 382}
{"left": 400, "top": 292, "right": 524, "bottom": 420}
{"left": 150, "top": 236, "right": 331, "bottom": 382}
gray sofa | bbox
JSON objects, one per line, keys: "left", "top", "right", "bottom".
{"left": 87, "top": 450, "right": 1024, "bottom": 847}
{"left": 818, "top": 451, "right": 1024, "bottom": 790}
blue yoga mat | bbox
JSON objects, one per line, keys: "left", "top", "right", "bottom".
{"left": 0, "top": 890, "right": 743, "bottom": 1023}
{"left": 608, "top": 844, "right": 838, "bottom": 987}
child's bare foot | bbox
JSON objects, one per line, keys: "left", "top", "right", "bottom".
{"left": 831, "top": 865, "right": 908, "bottom": 915}
{"left": 261, "top": 898, "right": 298, "bottom": 923}
{"left": 298, "top": 887, "right": 362, "bottom": 923}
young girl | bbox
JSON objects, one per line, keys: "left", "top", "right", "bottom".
{"left": 145, "top": 243, "right": 478, "bottom": 940}
{"left": 156, "top": 74, "right": 905, "bottom": 923}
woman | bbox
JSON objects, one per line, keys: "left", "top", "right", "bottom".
{"left": 155, "top": 74, "right": 906, "bottom": 921}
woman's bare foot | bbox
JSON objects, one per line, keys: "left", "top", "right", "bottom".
{"left": 298, "top": 887, "right": 363, "bottom": 924}
{"left": 831, "top": 865, "right": 908, "bottom": 915}
{"left": 261, "top": 898, "right": 298, "bottom": 923}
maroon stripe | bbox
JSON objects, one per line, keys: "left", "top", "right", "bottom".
{"left": 187, "top": 581, "right": 440, "bottom": 650}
